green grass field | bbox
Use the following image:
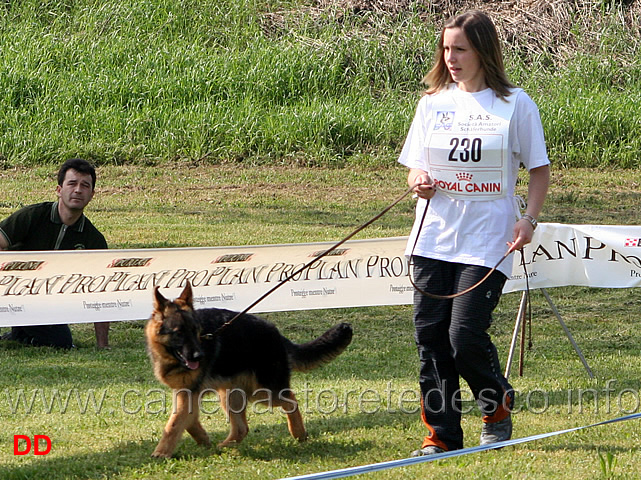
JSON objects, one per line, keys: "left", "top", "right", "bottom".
{"left": 1, "top": 165, "right": 640, "bottom": 479}
{"left": 1, "top": 0, "right": 641, "bottom": 477}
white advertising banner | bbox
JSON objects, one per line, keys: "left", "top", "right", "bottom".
{"left": 506, "top": 223, "right": 641, "bottom": 292}
{"left": 0, "top": 237, "right": 414, "bottom": 327}
{"left": 0, "top": 223, "right": 640, "bottom": 327}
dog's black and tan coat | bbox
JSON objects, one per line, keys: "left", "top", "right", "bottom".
{"left": 145, "top": 282, "right": 353, "bottom": 457}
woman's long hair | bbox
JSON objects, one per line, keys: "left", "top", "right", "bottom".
{"left": 423, "top": 10, "right": 515, "bottom": 99}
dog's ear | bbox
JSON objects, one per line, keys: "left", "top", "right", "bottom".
{"left": 178, "top": 281, "right": 194, "bottom": 309}
{"left": 153, "top": 286, "right": 169, "bottom": 311}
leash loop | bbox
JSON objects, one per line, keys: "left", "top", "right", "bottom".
{"left": 408, "top": 199, "right": 512, "bottom": 300}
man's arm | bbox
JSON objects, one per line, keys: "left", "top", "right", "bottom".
{"left": 0, "top": 206, "right": 31, "bottom": 251}
{"left": 0, "top": 230, "right": 9, "bottom": 250}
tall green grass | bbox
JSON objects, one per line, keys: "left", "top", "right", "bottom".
{"left": 0, "top": 0, "right": 639, "bottom": 167}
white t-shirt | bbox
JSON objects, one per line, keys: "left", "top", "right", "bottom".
{"left": 398, "top": 85, "right": 550, "bottom": 276}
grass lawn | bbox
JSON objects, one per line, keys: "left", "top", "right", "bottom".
{"left": 1, "top": 165, "right": 640, "bottom": 479}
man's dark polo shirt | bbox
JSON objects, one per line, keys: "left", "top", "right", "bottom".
{"left": 0, "top": 202, "right": 107, "bottom": 251}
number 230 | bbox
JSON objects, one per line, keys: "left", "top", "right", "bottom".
{"left": 448, "top": 137, "right": 482, "bottom": 162}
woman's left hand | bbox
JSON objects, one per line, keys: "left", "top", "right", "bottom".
{"left": 508, "top": 218, "right": 534, "bottom": 252}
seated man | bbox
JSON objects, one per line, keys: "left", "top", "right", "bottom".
{"left": 0, "top": 158, "right": 110, "bottom": 348}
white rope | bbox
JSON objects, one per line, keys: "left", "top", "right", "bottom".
{"left": 279, "top": 412, "right": 641, "bottom": 480}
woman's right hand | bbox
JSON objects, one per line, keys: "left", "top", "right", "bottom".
{"left": 409, "top": 169, "right": 436, "bottom": 200}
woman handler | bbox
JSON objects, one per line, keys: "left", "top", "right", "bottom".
{"left": 398, "top": 10, "right": 550, "bottom": 456}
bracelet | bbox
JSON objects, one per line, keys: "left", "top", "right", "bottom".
{"left": 521, "top": 214, "right": 538, "bottom": 230}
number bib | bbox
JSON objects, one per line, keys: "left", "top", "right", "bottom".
{"left": 426, "top": 87, "right": 520, "bottom": 201}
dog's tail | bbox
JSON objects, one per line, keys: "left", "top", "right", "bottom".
{"left": 287, "top": 323, "right": 353, "bottom": 372}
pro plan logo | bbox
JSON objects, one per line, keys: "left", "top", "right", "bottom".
{"left": 213, "top": 253, "right": 254, "bottom": 263}
{"left": 434, "top": 111, "right": 455, "bottom": 131}
{"left": 107, "top": 257, "right": 153, "bottom": 268}
{"left": 0, "top": 260, "right": 45, "bottom": 271}
{"left": 14, "top": 435, "right": 51, "bottom": 455}
{"left": 625, "top": 238, "right": 641, "bottom": 247}
{"left": 311, "top": 248, "right": 349, "bottom": 258}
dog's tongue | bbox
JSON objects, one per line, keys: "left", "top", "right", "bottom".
{"left": 186, "top": 360, "right": 200, "bottom": 370}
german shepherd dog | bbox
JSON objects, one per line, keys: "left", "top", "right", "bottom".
{"left": 145, "top": 282, "right": 353, "bottom": 458}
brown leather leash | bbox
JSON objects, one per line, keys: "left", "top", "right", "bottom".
{"left": 203, "top": 184, "right": 528, "bottom": 340}
{"left": 407, "top": 199, "right": 514, "bottom": 300}
{"left": 408, "top": 199, "right": 535, "bottom": 369}
{"left": 204, "top": 183, "right": 419, "bottom": 339}
{"left": 519, "top": 247, "right": 534, "bottom": 372}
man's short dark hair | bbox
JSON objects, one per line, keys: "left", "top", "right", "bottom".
{"left": 57, "top": 158, "right": 97, "bottom": 189}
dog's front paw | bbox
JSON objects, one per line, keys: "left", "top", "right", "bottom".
{"left": 151, "top": 449, "right": 172, "bottom": 459}
{"left": 217, "top": 439, "right": 240, "bottom": 448}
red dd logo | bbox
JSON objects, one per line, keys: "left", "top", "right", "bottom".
{"left": 13, "top": 435, "right": 52, "bottom": 455}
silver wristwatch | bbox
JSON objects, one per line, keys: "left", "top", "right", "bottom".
{"left": 522, "top": 214, "right": 538, "bottom": 230}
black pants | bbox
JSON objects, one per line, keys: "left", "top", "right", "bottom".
{"left": 9, "top": 325, "right": 73, "bottom": 349}
{"left": 412, "top": 256, "right": 512, "bottom": 451}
